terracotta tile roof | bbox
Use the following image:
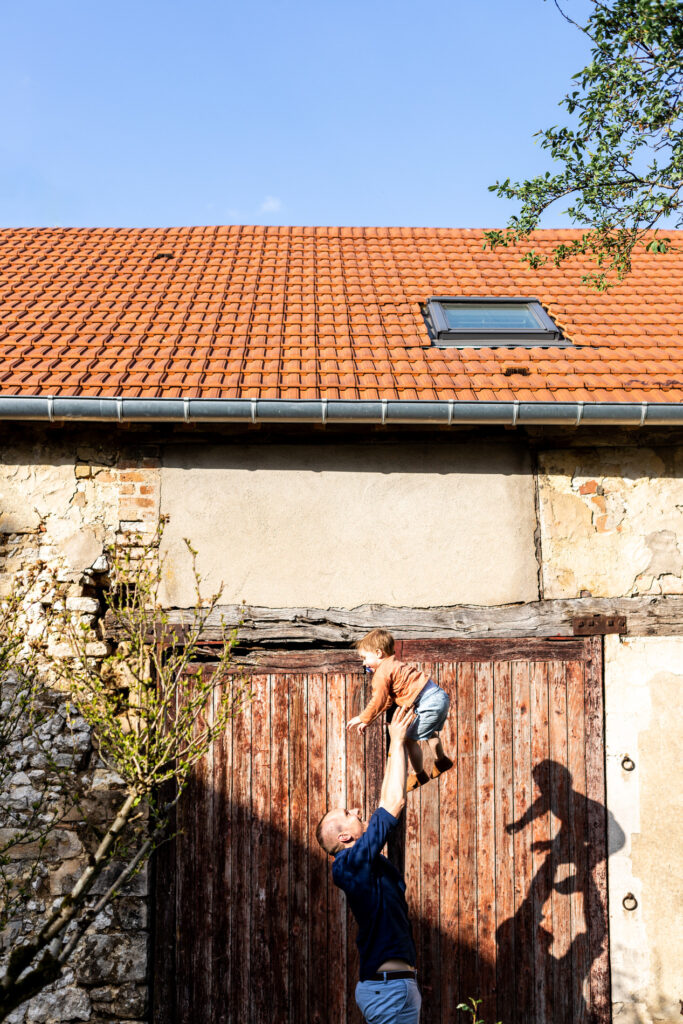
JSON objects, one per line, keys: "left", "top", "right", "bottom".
{"left": 1, "top": 224, "right": 682, "bottom": 402}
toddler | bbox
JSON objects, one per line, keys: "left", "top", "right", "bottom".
{"left": 346, "top": 628, "right": 453, "bottom": 791}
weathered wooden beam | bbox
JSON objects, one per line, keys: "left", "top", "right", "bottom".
{"left": 103, "top": 595, "right": 683, "bottom": 643}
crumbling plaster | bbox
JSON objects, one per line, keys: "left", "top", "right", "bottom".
{"left": 604, "top": 635, "right": 683, "bottom": 1024}
{"left": 0, "top": 443, "right": 120, "bottom": 586}
{"left": 537, "top": 447, "right": 683, "bottom": 597}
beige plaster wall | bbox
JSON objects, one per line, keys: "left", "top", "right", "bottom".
{"left": 604, "top": 636, "right": 683, "bottom": 1024}
{"left": 158, "top": 441, "right": 539, "bottom": 608}
{"left": 537, "top": 447, "right": 683, "bottom": 598}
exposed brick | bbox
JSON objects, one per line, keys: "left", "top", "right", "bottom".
{"left": 117, "top": 471, "right": 148, "bottom": 483}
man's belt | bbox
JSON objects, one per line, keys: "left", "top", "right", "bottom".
{"left": 367, "top": 970, "right": 417, "bottom": 981}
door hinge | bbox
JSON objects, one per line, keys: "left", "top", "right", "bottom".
{"left": 572, "top": 614, "right": 626, "bottom": 636}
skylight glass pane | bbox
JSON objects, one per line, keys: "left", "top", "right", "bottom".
{"left": 442, "top": 302, "right": 539, "bottom": 330}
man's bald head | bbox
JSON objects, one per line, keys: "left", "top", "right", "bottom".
{"left": 315, "top": 807, "right": 364, "bottom": 855}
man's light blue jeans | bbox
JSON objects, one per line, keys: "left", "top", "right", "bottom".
{"left": 355, "top": 977, "right": 421, "bottom": 1023}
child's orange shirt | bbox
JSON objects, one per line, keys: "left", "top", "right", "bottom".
{"left": 358, "top": 655, "right": 430, "bottom": 725}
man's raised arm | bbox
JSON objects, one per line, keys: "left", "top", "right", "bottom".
{"left": 379, "top": 705, "right": 415, "bottom": 819}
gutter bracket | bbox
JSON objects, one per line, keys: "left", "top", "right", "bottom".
{"left": 576, "top": 401, "right": 584, "bottom": 426}
{"left": 640, "top": 401, "right": 648, "bottom": 427}
{"left": 116, "top": 397, "right": 123, "bottom": 423}
{"left": 320, "top": 398, "right": 327, "bottom": 425}
{"left": 47, "top": 396, "right": 54, "bottom": 423}
{"left": 251, "top": 399, "right": 257, "bottom": 424}
{"left": 511, "top": 401, "right": 519, "bottom": 427}
{"left": 381, "top": 399, "right": 388, "bottom": 425}
{"left": 183, "top": 398, "right": 190, "bottom": 424}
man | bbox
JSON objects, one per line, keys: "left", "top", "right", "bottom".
{"left": 315, "top": 704, "right": 421, "bottom": 1023}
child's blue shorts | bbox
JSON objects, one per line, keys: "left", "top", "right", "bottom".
{"left": 388, "top": 681, "right": 450, "bottom": 741}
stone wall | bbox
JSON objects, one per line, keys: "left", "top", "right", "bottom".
{"left": 0, "top": 434, "right": 160, "bottom": 1024}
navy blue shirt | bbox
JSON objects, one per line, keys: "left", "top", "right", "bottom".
{"left": 332, "top": 807, "right": 417, "bottom": 981}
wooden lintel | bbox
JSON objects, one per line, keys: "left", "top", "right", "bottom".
{"left": 103, "top": 595, "right": 683, "bottom": 643}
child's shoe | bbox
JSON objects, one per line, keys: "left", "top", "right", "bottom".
{"left": 430, "top": 756, "right": 454, "bottom": 779}
{"left": 406, "top": 769, "right": 430, "bottom": 792}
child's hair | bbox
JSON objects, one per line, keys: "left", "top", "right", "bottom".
{"left": 355, "top": 628, "right": 395, "bottom": 655}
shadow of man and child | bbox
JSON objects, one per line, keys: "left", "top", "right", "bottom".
{"left": 387, "top": 758, "right": 626, "bottom": 1024}
{"left": 481, "top": 759, "right": 624, "bottom": 1023}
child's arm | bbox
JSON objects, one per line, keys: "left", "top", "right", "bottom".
{"left": 346, "top": 663, "right": 392, "bottom": 731}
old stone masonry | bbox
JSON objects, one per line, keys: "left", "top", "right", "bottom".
{"left": 1, "top": 430, "right": 161, "bottom": 1024}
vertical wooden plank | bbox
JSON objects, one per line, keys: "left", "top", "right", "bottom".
{"left": 411, "top": 662, "right": 438, "bottom": 1020}
{"left": 510, "top": 659, "right": 533, "bottom": 1023}
{"left": 530, "top": 661, "right": 553, "bottom": 1024}
{"left": 270, "top": 673, "right": 290, "bottom": 1024}
{"left": 211, "top": 674, "right": 233, "bottom": 1024}
{"left": 152, "top": 782, "right": 177, "bottom": 1023}
{"left": 364, "top": 714, "right": 384, "bottom": 820}
{"left": 475, "top": 662, "right": 496, "bottom": 1024}
{"left": 176, "top": 675, "right": 213, "bottom": 1024}
{"left": 308, "top": 673, "right": 328, "bottom": 1024}
{"left": 548, "top": 660, "right": 572, "bottom": 1024}
{"left": 348, "top": 675, "right": 368, "bottom": 1019}
{"left": 250, "top": 675, "right": 271, "bottom": 1024}
{"left": 289, "top": 675, "right": 309, "bottom": 1024}
{"left": 326, "top": 672, "right": 347, "bottom": 1024}
{"left": 231, "top": 670, "right": 252, "bottom": 1024}
{"left": 567, "top": 659, "right": 590, "bottom": 1024}
{"left": 438, "top": 661, "right": 459, "bottom": 1022}
{"left": 404, "top": 764, "right": 422, "bottom": 986}
{"left": 153, "top": 668, "right": 179, "bottom": 1024}
{"left": 493, "top": 661, "right": 515, "bottom": 1024}
{"left": 584, "top": 637, "right": 610, "bottom": 1024}
{"left": 457, "top": 660, "right": 478, "bottom": 1007}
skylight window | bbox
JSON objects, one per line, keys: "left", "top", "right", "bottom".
{"left": 425, "top": 297, "right": 567, "bottom": 348}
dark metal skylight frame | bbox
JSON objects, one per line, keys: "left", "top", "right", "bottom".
{"left": 426, "top": 296, "right": 568, "bottom": 348}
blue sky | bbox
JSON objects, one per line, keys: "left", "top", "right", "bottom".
{"left": 0, "top": 0, "right": 594, "bottom": 229}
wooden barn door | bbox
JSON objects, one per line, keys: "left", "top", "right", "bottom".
{"left": 152, "top": 637, "right": 610, "bottom": 1024}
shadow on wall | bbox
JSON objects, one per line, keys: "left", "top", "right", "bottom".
{"left": 495, "top": 759, "right": 625, "bottom": 1024}
{"left": 152, "top": 758, "right": 626, "bottom": 1024}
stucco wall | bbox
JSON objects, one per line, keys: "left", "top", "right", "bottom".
{"left": 604, "top": 636, "right": 683, "bottom": 1024}
{"left": 537, "top": 446, "right": 683, "bottom": 598}
{"left": 158, "top": 441, "right": 539, "bottom": 608}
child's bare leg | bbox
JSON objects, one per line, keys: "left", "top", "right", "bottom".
{"left": 405, "top": 738, "right": 430, "bottom": 791}
{"left": 427, "top": 734, "right": 447, "bottom": 762}
{"left": 428, "top": 732, "right": 454, "bottom": 778}
{"left": 406, "top": 738, "right": 423, "bottom": 773}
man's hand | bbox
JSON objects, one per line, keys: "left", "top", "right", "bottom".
{"left": 346, "top": 716, "right": 367, "bottom": 734}
{"left": 387, "top": 704, "right": 415, "bottom": 745}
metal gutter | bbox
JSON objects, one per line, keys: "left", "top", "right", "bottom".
{"left": 1, "top": 396, "right": 683, "bottom": 426}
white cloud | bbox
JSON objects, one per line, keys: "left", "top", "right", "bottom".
{"left": 259, "top": 195, "right": 283, "bottom": 213}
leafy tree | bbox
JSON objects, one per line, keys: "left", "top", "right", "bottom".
{"left": 0, "top": 529, "right": 250, "bottom": 1022}
{"left": 485, "top": 0, "right": 683, "bottom": 289}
